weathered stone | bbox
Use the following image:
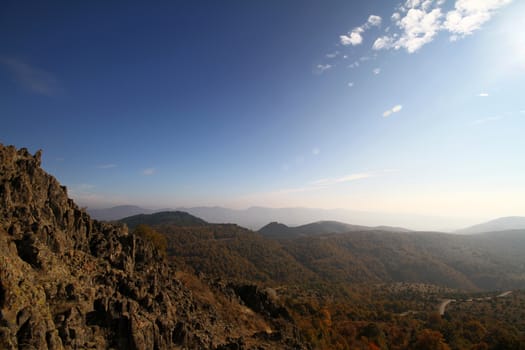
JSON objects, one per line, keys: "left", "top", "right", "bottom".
{"left": 0, "top": 144, "right": 308, "bottom": 350}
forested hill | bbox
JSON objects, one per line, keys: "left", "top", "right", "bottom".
{"left": 119, "top": 210, "right": 207, "bottom": 229}
{"left": 126, "top": 211, "right": 525, "bottom": 291}
{"left": 258, "top": 220, "right": 410, "bottom": 238}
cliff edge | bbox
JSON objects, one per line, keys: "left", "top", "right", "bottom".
{"left": 0, "top": 145, "right": 306, "bottom": 350}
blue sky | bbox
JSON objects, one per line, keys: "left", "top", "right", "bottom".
{"left": 1, "top": 0, "right": 524, "bottom": 228}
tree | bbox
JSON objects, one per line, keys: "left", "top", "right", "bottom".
{"left": 413, "top": 329, "right": 451, "bottom": 350}
{"left": 133, "top": 224, "right": 167, "bottom": 256}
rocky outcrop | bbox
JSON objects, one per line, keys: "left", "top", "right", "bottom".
{"left": 0, "top": 144, "right": 308, "bottom": 350}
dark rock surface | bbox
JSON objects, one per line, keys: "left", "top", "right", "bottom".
{"left": 0, "top": 144, "right": 308, "bottom": 350}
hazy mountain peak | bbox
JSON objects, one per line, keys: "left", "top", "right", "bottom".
{"left": 457, "top": 216, "right": 525, "bottom": 234}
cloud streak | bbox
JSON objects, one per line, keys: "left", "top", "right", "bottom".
{"left": 315, "top": 64, "right": 333, "bottom": 74}
{"left": 310, "top": 172, "right": 375, "bottom": 186}
{"left": 142, "top": 168, "right": 156, "bottom": 176}
{"left": 383, "top": 104, "right": 403, "bottom": 117}
{"left": 97, "top": 164, "right": 117, "bottom": 169}
{"left": 472, "top": 116, "right": 502, "bottom": 124}
{"left": 0, "top": 57, "right": 61, "bottom": 96}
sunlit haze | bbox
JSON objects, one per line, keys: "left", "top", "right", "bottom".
{"left": 2, "top": 0, "right": 524, "bottom": 230}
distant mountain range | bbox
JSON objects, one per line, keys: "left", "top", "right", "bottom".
{"left": 117, "top": 211, "right": 525, "bottom": 291}
{"left": 456, "top": 216, "right": 525, "bottom": 234}
{"left": 258, "top": 220, "right": 411, "bottom": 238}
{"left": 87, "top": 205, "right": 474, "bottom": 231}
{"left": 88, "top": 205, "right": 156, "bottom": 221}
{"left": 88, "top": 205, "right": 525, "bottom": 233}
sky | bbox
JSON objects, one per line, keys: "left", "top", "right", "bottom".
{"left": 1, "top": 0, "right": 524, "bottom": 229}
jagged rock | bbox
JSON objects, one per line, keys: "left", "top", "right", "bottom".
{"left": 0, "top": 144, "right": 308, "bottom": 350}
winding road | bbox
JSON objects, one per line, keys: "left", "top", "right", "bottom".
{"left": 438, "top": 299, "right": 455, "bottom": 316}
{"left": 438, "top": 291, "right": 512, "bottom": 316}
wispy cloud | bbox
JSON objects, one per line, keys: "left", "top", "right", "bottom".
{"left": 326, "top": 51, "right": 340, "bottom": 58}
{"left": 0, "top": 57, "right": 61, "bottom": 96}
{"left": 383, "top": 104, "right": 403, "bottom": 117}
{"left": 97, "top": 164, "right": 117, "bottom": 169}
{"left": 315, "top": 64, "right": 333, "bottom": 74}
{"left": 373, "top": 67, "right": 381, "bottom": 75}
{"left": 347, "top": 82, "right": 354, "bottom": 87}
{"left": 472, "top": 115, "right": 502, "bottom": 124}
{"left": 478, "top": 92, "right": 489, "bottom": 97}
{"left": 312, "top": 147, "right": 321, "bottom": 155}
{"left": 310, "top": 172, "right": 376, "bottom": 186}
{"left": 142, "top": 168, "right": 156, "bottom": 176}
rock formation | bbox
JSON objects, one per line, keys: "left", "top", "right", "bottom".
{"left": 0, "top": 144, "right": 307, "bottom": 349}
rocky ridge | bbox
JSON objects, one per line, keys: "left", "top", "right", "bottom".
{"left": 0, "top": 144, "right": 307, "bottom": 350}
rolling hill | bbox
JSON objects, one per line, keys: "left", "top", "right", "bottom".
{"left": 124, "top": 213, "right": 525, "bottom": 291}
{"left": 457, "top": 216, "right": 525, "bottom": 234}
{"left": 119, "top": 210, "right": 208, "bottom": 229}
{"left": 258, "top": 220, "right": 410, "bottom": 238}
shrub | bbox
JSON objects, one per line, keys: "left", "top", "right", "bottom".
{"left": 133, "top": 224, "right": 167, "bottom": 257}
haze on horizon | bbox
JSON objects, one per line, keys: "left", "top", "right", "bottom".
{"left": 2, "top": 0, "right": 524, "bottom": 230}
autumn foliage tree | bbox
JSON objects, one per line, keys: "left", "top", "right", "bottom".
{"left": 413, "top": 329, "right": 451, "bottom": 350}
{"left": 133, "top": 224, "right": 167, "bottom": 257}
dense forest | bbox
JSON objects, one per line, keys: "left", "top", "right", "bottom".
{"left": 121, "top": 212, "right": 525, "bottom": 349}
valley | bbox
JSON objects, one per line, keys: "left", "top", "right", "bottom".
{"left": 1, "top": 144, "right": 524, "bottom": 349}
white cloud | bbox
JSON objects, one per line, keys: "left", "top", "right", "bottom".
{"left": 373, "top": 67, "right": 381, "bottom": 75}
{"left": 396, "top": 8, "right": 443, "bottom": 53}
{"left": 347, "top": 82, "right": 354, "bottom": 87}
{"left": 340, "top": 14, "right": 382, "bottom": 47}
{"left": 444, "top": 0, "right": 512, "bottom": 37}
{"left": 326, "top": 51, "right": 339, "bottom": 58}
{"left": 312, "top": 147, "right": 321, "bottom": 155}
{"left": 340, "top": 28, "right": 364, "bottom": 46}
{"left": 368, "top": 15, "right": 382, "bottom": 26}
{"left": 348, "top": 61, "right": 360, "bottom": 68}
{"left": 97, "top": 164, "right": 117, "bottom": 169}
{"left": 142, "top": 168, "right": 156, "bottom": 176}
{"left": 373, "top": 0, "right": 513, "bottom": 54}
{"left": 316, "top": 64, "right": 332, "bottom": 73}
{"left": 0, "top": 57, "right": 61, "bottom": 96}
{"left": 373, "top": 36, "right": 395, "bottom": 50}
{"left": 405, "top": 0, "right": 421, "bottom": 9}
{"left": 392, "top": 104, "right": 403, "bottom": 113}
{"left": 478, "top": 92, "right": 489, "bottom": 97}
{"left": 383, "top": 104, "right": 403, "bottom": 117}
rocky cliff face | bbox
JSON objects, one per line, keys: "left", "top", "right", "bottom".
{"left": 0, "top": 145, "right": 307, "bottom": 350}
